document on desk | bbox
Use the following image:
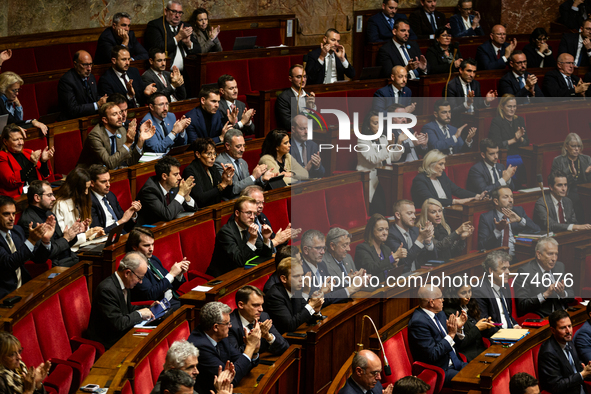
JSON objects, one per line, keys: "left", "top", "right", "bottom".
{"left": 490, "top": 328, "right": 530, "bottom": 342}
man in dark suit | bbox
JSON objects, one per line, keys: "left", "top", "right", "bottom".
{"left": 377, "top": 19, "right": 428, "bottom": 79}
{"left": 366, "top": 0, "right": 416, "bottom": 42}
{"left": 228, "top": 286, "right": 289, "bottom": 355}
{"left": 337, "top": 350, "right": 394, "bottom": 394}
{"left": 534, "top": 170, "right": 591, "bottom": 233}
{"left": 385, "top": 199, "right": 435, "bottom": 272}
{"left": 476, "top": 25, "right": 517, "bottom": 70}
{"left": 188, "top": 301, "right": 260, "bottom": 394}
{"left": 18, "top": 180, "right": 82, "bottom": 268}
{"left": 127, "top": 228, "right": 188, "bottom": 311}
{"left": 264, "top": 259, "right": 324, "bottom": 334}
{"left": 559, "top": 19, "right": 591, "bottom": 67}
{"left": 466, "top": 139, "right": 516, "bottom": 194}
{"left": 136, "top": 156, "right": 196, "bottom": 226}
{"left": 305, "top": 29, "right": 356, "bottom": 84}
{"left": 574, "top": 303, "right": 591, "bottom": 365}
{"left": 89, "top": 164, "right": 141, "bottom": 234}
{"left": 515, "top": 237, "right": 574, "bottom": 317}
{"left": 0, "top": 196, "right": 53, "bottom": 299}
{"left": 290, "top": 114, "right": 325, "bottom": 177}
{"left": 477, "top": 186, "right": 540, "bottom": 256}
{"left": 218, "top": 74, "right": 255, "bottom": 135}
{"left": 422, "top": 99, "right": 476, "bottom": 155}
{"left": 408, "top": 285, "right": 467, "bottom": 386}
{"left": 186, "top": 87, "right": 229, "bottom": 144}
{"left": 275, "top": 64, "right": 316, "bottom": 131}
{"left": 141, "top": 93, "right": 190, "bottom": 153}
{"left": 497, "top": 51, "right": 545, "bottom": 100}
{"left": 373, "top": 65, "right": 414, "bottom": 114}
{"left": 538, "top": 310, "right": 591, "bottom": 393}
{"left": 543, "top": 53, "right": 590, "bottom": 97}
{"left": 560, "top": 0, "right": 591, "bottom": 29}
{"left": 444, "top": 59, "right": 497, "bottom": 118}
{"left": 473, "top": 250, "right": 520, "bottom": 329}
{"left": 409, "top": 0, "right": 448, "bottom": 39}
{"left": 57, "top": 50, "right": 108, "bottom": 121}
{"left": 94, "top": 12, "right": 148, "bottom": 65}
{"left": 142, "top": 48, "right": 187, "bottom": 103}
{"left": 85, "top": 251, "right": 155, "bottom": 349}
{"left": 207, "top": 196, "right": 274, "bottom": 277}
{"left": 388, "top": 103, "right": 428, "bottom": 163}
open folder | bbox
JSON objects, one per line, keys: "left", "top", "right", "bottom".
{"left": 490, "top": 328, "right": 530, "bottom": 343}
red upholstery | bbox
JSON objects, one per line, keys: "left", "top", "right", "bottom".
{"left": 325, "top": 182, "right": 368, "bottom": 230}
{"left": 136, "top": 171, "right": 155, "bottom": 193}
{"left": 520, "top": 201, "right": 536, "bottom": 220}
{"left": 134, "top": 358, "right": 154, "bottom": 394}
{"left": 249, "top": 57, "right": 291, "bottom": 92}
{"left": 402, "top": 171, "right": 418, "bottom": 200}
{"left": 68, "top": 42, "right": 98, "bottom": 59}
{"left": 479, "top": 77, "right": 499, "bottom": 94}
{"left": 242, "top": 148, "right": 261, "bottom": 172}
{"left": 148, "top": 340, "right": 169, "bottom": 384}
{"left": 43, "top": 364, "right": 74, "bottom": 394}
{"left": 24, "top": 134, "right": 48, "bottom": 151}
{"left": 523, "top": 111, "right": 569, "bottom": 144}
{"left": 246, "top": 28, "right": 282, "bottom": 47}
{"left": 449, "top": 163, "right": 472, "bottom": 190}
{"left": 110, "top": 178, "right": 133, "bottom": 211}
{"left": 381, "top": 330, "right": 413, "bottom": 385}
{"left": 205, "top": 61, "right": 253, "bottom": 94}
{"left": 35, "top": 80, "right": 61, "bottom": 117}
{"left": 18, "top": 84, "right": 40, "bottom": 120}
{"left": 166, "top": 322, "right": 191, "bottom": 345}
{"left": 349, "top": 240, "right": 363, "bottom": 261}
{"left": 120, "top": 381, "right": 132, "bottom": 394}
{"left": 154, "top": 233, "right": 184, "bottom": 272}
{"left": 289, "top": 55, "right": 305, "bottom": 66}
{"left": 290, "top": 190, "right": 330, "bottom": 234}
{"left": 35, "top": 45, "right": 72, "bottom": 72}
{"left": 4, "top": 48, "right": 38, "bottom": 74}
{"left": 470, "top": 210, "right": 485, "bottom": 251}
{"left": 491, "top": 368, "right": 510, "bottom": 394}
{"left": 508, "top": 350, "right": 536, "bottom": 377}
{"left": 532, "top": 343, "right": 542, "bottom": 374}
{"left": 180, "top": 220, "right": 216, "bottom": 278}
{"left": 263, "top": 199, "right": 290, "bottom": 235}
{"left": 53, "top": 130, "right": 83, "bottom": 176}
{"left": 541, "top": 150, "right": 561, "bottom": 186}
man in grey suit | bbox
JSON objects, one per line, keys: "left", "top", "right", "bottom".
{"left": 322, "top": 227, "right": 358, "bottom": 278}
{"left": 218, "top": 74, "right": 255, "bottom": 135}
{"left": 533, "top": 170, "right": 591, "bottom": 233}
{"left": 141, "top": 48, "right": 186, "bottom": 103}
{"left": 214, "top": 129, "right": 275, "bottom": 200}
{"left": 77, "top": 102, "right": 155, "bottom": 170}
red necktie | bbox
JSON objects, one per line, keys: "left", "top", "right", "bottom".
{"left": 558, "top": 201, "right": 566, "bottom": 224}
{"left": 497, "top": 49, "right": 502, "bottom": 59}
{"left": 166, "top": 193, "right": 171, "bottom": 206}
{"left": 502, "top": 216, "right": 510, "bottom": 247}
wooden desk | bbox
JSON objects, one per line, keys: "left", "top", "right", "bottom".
{"left": 578, "top": 183, "right": 591, "bottom": 225}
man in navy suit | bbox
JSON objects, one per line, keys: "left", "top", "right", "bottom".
{"left": 306, "top": 29, "right": 356, "bottom": 84}
{"left": 290, "top": 114, "right": 325, "bottom": 177}
{"left": 574, "top": 302, "right": 591, "bottom": 364}
{"left": 228, "top": 285, "right": 289, "bottom": 355}
{"left": 141, "top": 93, "right": 190, "bottom": 153}
{"left": 0, "top": 196, "right": 53, "bottom": 299}
{"left": 408, "top": 285, "right": 467, "bottom": 386}
{"left": 186, "top": 87, "right": 229, "bottom": 144}
{"left": 422, "top": 99, "right": 475, "bottom": 155}
{"left": 127, "top": 228, "right": 188, "bottom": 311}
{"left": 497, "top": 51, "right": 545, "bottom": 100}
{"left": 377, "top": 19, "right": 428, "bottom": 79}
{"left": 338, "top": 350, "right": 394, "bottom": 394}
{"left": 188, "top": 301, "right": 260, "bottom": 394}
{"left": 58, "top": 50, "right": 108, "bottom": 121}
{"left": 366, "top": 0, "right": 416, "bottom": 42}
{"left": 385, "top": 199, "right": 435, "bottom": 272}
{"left": 94, "top": 12, "right": 148, "bottom": 65}
{"left": 373, "top": 65, "right": 414, "bottom": 114}
{"left": 559, "top": 0, "right": 591, "bottom": 29}
{"left": 98, "top": 46, "right": 157, "bottom": 108}
{"left": 475, "top": 25, "right": 517, "bottom": 70}
{"left": 445, "top": 59, "right": 497, "bottom": 119}
{"left": 538, "top": 310, "right": 591, "bottom": 393}
{"left": 559, "top": 19, "right": 591, "bottom": 67}
{"left": 466, "top": 139, "right": 516, "bottom": 194}
{"left": 543, "top": 53, "right": 590, "bottom": 97}
{"left": 449, "top": 1, "right": 484, "bottom": 38}
{"left": 89, "top": 164, "right": 141, "bottom": 234}
{"left": 477, "top": 186, "right": 540, "bottom": 256}
{"left": 218, "top": 74, "right": 255, "bottom": 135}
{"left": 409, "top": 0, "right": 448, "bottom": 39}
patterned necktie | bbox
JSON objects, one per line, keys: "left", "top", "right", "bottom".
{"left": 400, "top": 45, "right": 420, "bottom": 78}
{"left": 110, "top": 135, "right": 117, "bottom": 155}
{"left": 518, "top": 76, "right": 525, "bottom": 89}
{"left": 7, "top": 233, "right": 22, "bottom": 288}
{"left": 388, "top": 17, "right": 394, "bottom": 30}
{"left": 158, "top": 72, "right": 167, "bottom": 87}
{"left": 558, "top": 201, "right": 566, "bottom": 223}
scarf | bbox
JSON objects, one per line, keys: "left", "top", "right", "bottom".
{"left": 0, "top": 360, "right": 27, "bottom": 394}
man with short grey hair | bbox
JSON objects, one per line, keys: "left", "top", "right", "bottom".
{"left": 290, "top": 114, "right": 325, "bottom": 178}
{"left": 95, "top": 12, "right": 149, "bottom": 64}
{"left": 151, "top": 340, "right": 200, "bottom": 394}
{"left": 323, "top": 227, "right": 358, "bottom": 277}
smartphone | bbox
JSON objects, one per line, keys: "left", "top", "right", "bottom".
{"left": 485, "top": 353, "right": 501, "bottom": 357}
{"left": 286, "top": 332, "right": 307, "bottom": 338}
{"left": 142, "top": 224, "right": 156, "bottom": 228}
{"left": 48, "top": 273, "right": 60, "bottom": 279}
{"left": 491, "top": 323, "right": 503, "bottom": 326}
{"left": 207, "top": 279, "right": 223, "bottom": 286}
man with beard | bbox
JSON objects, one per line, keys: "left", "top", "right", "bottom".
{"left": 218, "top": 74, "right": 255, "bottom": 135}
{"left": 305, "top": 28, "right": 356, "bottom": 85}
{"left": 141, "top": 93, "right": 190, "bottom": 153}
{"left": 373, "top": 65, "right": 415, "bottom": 114}
{"left": 142, "top": 48, "right": 186, "bottom": 103}
{"left": 186, "top": 87, "right": 232, "bottom": 144}
{"left": 275, "top": 64, "right": 316, "bottom": 131}
{"left": 497, "top": 50, "right": 544, "bottom": 100}
{"left": 444, "top": 59, "right": 497, "bottom": 117}
{"left": 377, "top": 19, "right": 428, "bottom": 79}
{"left": 366, "top": 0, "right": 416, "bottom": 42}
{"left": 466, "top": 138, "right": 516, "bottom": 194}
{"left": 422, "top": 99, "right": 476, "bottom": 155}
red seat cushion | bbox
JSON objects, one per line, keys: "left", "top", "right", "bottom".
{"left": 110, "top": 178, "right": 132, "bottom": 211}
{"left": 541, "top": 150, "right": 561, "bottom": 186}
{"left": 449, "top": 163, "right": 472, "bottom": 190}
{"left": 263, "top": 199, "right": 290, "bottom": 235}
{"left": 68, "top": 344, "right": 96, "bottom": 379}
{"left": 148, "top": 341, "right": 169, "bottom": 384}
{"left": 134, "top": 358, "right": 154, "bottom": 394}
{"left": 154, "top": 234, "right": 183, "bottom": 272}
{"left": 325, "top": 182, "right": 368, "bottom": 230}
{"left": 180, "top": 220, "right": 216, "bottom": 276}
{"left": 491, "top": 368, "right": 510, "bottom": 394}
{"left": 13, "top": 314, "right": 45, "bottom": 366}
{"left": 520, "top": 202, "right": 536, "bottom": 221}
{"left": 33, "top": 295, "right": 72, "bottom": 360}
{"left": 291, "top": 190, "right": 330, "bottom": 234}
{"left": 136, "top": 171, "right": 155, "bottom": 193}
{"left": 35, "top": 45, "right": 72, "bottom": 72}
{"left": 508, "top": 350, "right": 535, "bottom": 377}
{"left": 4, "top": 48, "right": 38, "bottom": 74}
{"left": 381, "top": 333, "right": 412, "bottom": 385}
{"left": 242, "top": 148, "right": 261, "bottom": 173}
{"left": 18, "top": 84, "right": 40, "bottom": 121}
{"left": 59, "top": 277, "right": 92, "bottom": 339}
{"left": 53, "top": 130, "right": 83, "bottom": 176}
{"left": 35, "top": 80, "right": 61, "bottom": 116}
{"left": 249, "top": 57, "right": 291, "bottom": 92}
{"left": 24, "top": 135, "right": 48, "bottom": 152}
{"left": 43, "top": 364, "right": 74, "bottom": 394}
{"left": 402, "top": 171, "right": 418, "bottom": 201}
{"left": 165, "top": 321, "right": 191, "bottom": 345}
{"left": 205, "top": 60, "right": 253, "bottom": 95}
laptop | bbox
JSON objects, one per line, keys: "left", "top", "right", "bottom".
{"left": 359, "top": 67, "right": 382, "bottom": 80}
{"left": 78, "top": 222, "right": 126, "bottom": 255}
{"left": 167, "top": 144, "right": 190, "bottom": 156}
{"left": 0, "top": 114, "right": 8, "bottom": 132}
{"left": 233, "top": 36, "right": 257, "bottom": 51}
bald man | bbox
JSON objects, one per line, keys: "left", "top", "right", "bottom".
{"left": 58, "top": 50, "right": 108, "bottom": 120}
{"left": 290, "top": 114, "right": 325, "bottom": 177}
{"left": 476, "top": 25, "right": 518, "bottom": 70}
{"left": 373, "top": 65, "right": 415, "bottom": 114}
{"left": 408, "top": 285, "right": 467, "bottom": 386}
{"left": 338, "top": 350, "right": 394, "bottom": 394}
{"left": 543, "top": 53, "right": 590, "bottom": 97}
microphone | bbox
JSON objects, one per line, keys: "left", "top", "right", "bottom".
{"left": 444, "top": 44, "right": 459, "bottom": 99}
{"left": 537, "top": 173, "right": 550, "bottom": 236}
{"left": 358, "top": 315, "right": 391, "bottom": 376}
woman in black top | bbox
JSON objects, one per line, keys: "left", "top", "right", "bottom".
{"left": 425, "top": 27, "right": 463, "bottom": 75}
{"left": 183, "top": 138, "right": 234, "bottom": 208}
{"left": 522, "top": 28, "right": 556, "bottom": 69}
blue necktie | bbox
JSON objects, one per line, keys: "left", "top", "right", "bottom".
{"left": 110, "top": 135, "right": 117, "bottom": 155}
{"left": 234, "top": 159, "right": 242, "bottom": 180}
{"left": 388, "top": 17, "right": 394, "bottom": 29}
{"left": 428, "top": 13, "right": 437, "bottom": 32}
{"left": 102, "top": 197, "right": 118, "bottom": 222}
{"left": 401, "top": 45, "right": 420, "bottom": 78}
{"left": 518, "top": 76, "right": 525, "bottom": 89}
{"left": 497, "top": 288, "right": 514, "bottom": 328}
{"left": 434, "top": 315, "right": 463, "bottom": 369}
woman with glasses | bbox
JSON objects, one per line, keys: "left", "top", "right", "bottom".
{"left": 551, "top": 133, "right": 591, "bottom": 221}
{"left": 449, "top": 0, "right": 484, "bottom": 38}
{"left": 188, "top": 8, "right": 223, "bottom": 53}
{"left": 183, "top": 138, "right": 234, "bottom": 208}
{"left": 0, "top": 331, "right": 51, "bottom": 394}
{"left": 259, "top": 129, "right": 308, "bottom": 185}
{"left": 522, "top": 28, "right": 556, "bottom": 68}
{"left": 425, "top": 27, "right": 464, "bottom": 74}
{"left": 0, "top": 72, "right": 48, "bottom": 135}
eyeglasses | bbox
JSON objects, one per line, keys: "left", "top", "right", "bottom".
{"left": 129, "top": 270, "right": 145, "bottom": 281}
{"left": 559, "top": 61, "right": 576, "bottom": 65}
{"left": 76, "top": 62, "right": 93, "bottom": 68}
{"left": 166, "top": 8, "right": 184, "bottom": 15}
{"left": 202, "top": 151, "right": 217, "bottom": 158}
{"left": 365, "top": 370, "right": 382, "bottom": 378}
{"left": 240, "top": 211, "right": 257, "bottom": 217}
{"left": 40, "top": 192, "right": 55, "bottom": 198}
{"left": 10, "top": 89, "right": 20, "bottom": 94}
{"left": 217, "top": 320, "right": 232, "bottom": 326}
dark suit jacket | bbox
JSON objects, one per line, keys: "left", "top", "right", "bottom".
{"left": 472, "top": 278, "right": 518, "bottom": 328}
{"left": 538, "top": 336, "right": 586, "bottom": 393}
{"left": 477, "top": 207, "right": 540, "bottom": 251}
{"left": 543, "top": 69, "right": 581, "bottom": 97}
{"left": 289, "top": 139, "right": 325, "bottom": 178}
{"left": 77, "top": 123, "right": 141, "bottom": 170}
{"left": 366, "top": 12, "right": 415, "bottom": 42}
{"left": 227, "top": 309, "right": 289, "bottom": 355}
{"left": 372, "top": 84, "right": 412, "bottom": 113}
{"left": 188, "top": 328, "right": 258, "bottom": 394}
{"left": 385, "top": 224, "right": 437, "bottom": 272}
{"left": 85, "top": 273, "right": 143, "bottom": 349}
{"left": 411, "top": 171, "right": 475, "bottom": 208}
{"left": 300, "top": 256, "right": 348, "bottom": 305}
{"left": 497, "top": 71, "right": 545, "bottom": 99}
{"left": 183, "top": 159, "right": 232, "bottom": 208}
{"left": 136, "top": 176, "right": 196, "bottom": 226}
{"left": 488, "top": 115, "right": 530, "bottom": 156}
{"left": 144, "top": 17, "right": 201, "bottom": 60}
{"left": 559, "top": 32, "right": 590, "bottom": 67}
{"left": 90, "top": 191, "right": 125, "bottom": 233}
{"left": 377, "top": 39, "right": 426, "bottom": 78}
{"left": 219, "top": 99, "right": 255, "bottom": 135}
{"left": 466, "top": 160, "right": 514, "bottom": 194}
{"left": 560, "top": 0, "right": 591, "bottom": 29}
{"left": 275, "top": 88, "right": 296, "bottom": 132}
{"left": 443, "top": 304, "right": 490, "bottom": 362}
{"left": 408, "top": 8, "right": 447, "bottom": 39}
{"left": 264, "top": 283, "right": 316, "bottom": 334}
{"left": 514, "top": 259, "right": 573, "bottom": 317}
{"left": 476, "top": 40, "right": 510, "bottom": 70}
{"left": 305, "top": 47, "right": 356, "bottom": 85}
{"left": 141, "top": 68, "right": 187, "bottom": 103}
{"left": 449, "top": 14, "right": 484, "bottom": 38}
{"left": 445, "top": 76, "right": 489, "bottom": 115}
{"left": 98, "top": 67, "right": 147, "bottom": 108}
{"left": 0, "top": 225, "right": 51, "bottom": 299}
{"left": 185, "top": 106, "right": 224, "bottom": 144}
{"left": 533, "top": 195, "right": 578, "bottom": 233}
{"left": 94, "top": 28, "right": 148, "bottom": 65}
{"left": 423, "top": 119, "right": 470, "bottom": 155}
{"left": 551, "top": 154, "right": 591, "bottom": 188}
{"left": 207, "top": 216, "right": 273, "bottom": 277}
{"left": 130, "top": 255, "right": 185, "bottom": 311}
{"left": 338, "top": 376, "right": 384, "bottom": 394}
{"left": 425, "top": 42, "right": 462, "bottom": 75}
{"left": 57, "top": 69, "right": 99, "bottom": 121}
{"left": 523, "top": 43, "right": 557, "bottom": 69}
{"left": 354, "top": 241, "right": 395, "bottom": 280}
{"left": 574, "top": 320, "right": 591, "bottom": 364}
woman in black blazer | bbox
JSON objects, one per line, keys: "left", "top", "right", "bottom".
{"left": 411, "top": 149, "right": 485, "bottom": 208}
{"left": 183, "top": 138, "right": 234, "bottom": 208}
{"left": 522, "top": 28, "right": 556, "bottom": 69}
{"left": 425, "top": 27, "right": 463, "bottom": 75}
{"left": 354, "top": 213, "right": 406, "bottom": 280}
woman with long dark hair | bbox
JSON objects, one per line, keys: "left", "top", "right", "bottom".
{"left": 259, "top": 129, "right": 308, "bottom": 185}
{"left": 189, "top": 8, "right": 223, "bottom": 53}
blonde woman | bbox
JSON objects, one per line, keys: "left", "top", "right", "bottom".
{"left": 0, "top": 331, "right": 51, "bottom": 394}
{"left": 418, "top": 198, "right": 473, "bottom": 261}
{"left": 0, "top": 72, "right": 48, "bottom": 134}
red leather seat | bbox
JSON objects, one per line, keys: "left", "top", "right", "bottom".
{"left": 449, "top": 163, "right": 472, "bottom": 190}
{"left": 290, "top": 190, "right": 330, "bottom": 234}
{"left": 402, "top": 171, "right": 418, "bottom": 200}
{"left": 263, "top": 199, "right": 290, "bottom": 236}
{"left": 18, "top": 84, "right": 40, "bottom": 121}
{"left": 154, "top": 233, "right": 184, "bottom": 272}
{"left": 110, "top": 177, "right": 133, "bottom": 211}
{"left": 4, "top": 48, "right": 38, "bottom": 74}
{"left": 35, "top": 45, "right": 72, "bottom": 72}
{"left": 53, "top": 129, "right": 83, "bottom": 176}
{"left": 242, "top": 148, "right": 261, "bottom": 172}
{"left": 179, "top": 220, "right": 216, "bottom": 282}
{"left": 325, "top": 182, "right": 368, "bottom": 230}
{"left": 35, "top": 80, "right": 61, "bottom": 117}
{"left": 523, "top": 111, "right": 569, "bottom": 144}
{"left": 249, "top": 57, "right": 291, "bottom": 92}
{"left": 205, "top": 60, "right": 253, "bottom": 95}
{"left": 541, "top": 150, "right": 561, "bottom": 186}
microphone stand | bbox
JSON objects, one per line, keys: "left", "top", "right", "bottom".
{"left": 444, "top": 46, "right": 458, "bottom": 99}
{"left": 358, "top": 315, "right": 392, "bottom": 376}
{"left": 537, "top": 174, "right": 550, "bottom": 236}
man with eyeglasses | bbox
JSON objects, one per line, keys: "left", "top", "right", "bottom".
{"left": 543, "top": 53, "right": 590, "bottom": 97}
{"left": 141, "top": 93, "right": 190, "bottom": 153}
{"left": 58, "top": 50, "right": 108, "bottom": 121}
{"left": 559, "top": 18, "right": 591, "bottom": 67}
{"left": 86, "top": 251, "right": 156, "bottom": 349}
{"left": 339, "top": 349, "right": 394, "bottom": 394}
{"left": 498, "top": 50, "right": 544, "bottom": 100}
{"left": 476, "top": 24, "right": 518, "bottom": 70}
{"left": 207, "top": 196, "right": 273, "bottom": 277}
{"left": 275, "top": 64, "right": 316, "bottom": 131}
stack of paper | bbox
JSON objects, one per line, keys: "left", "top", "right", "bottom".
{"left": 490, "top": 328, "right": 530, "bottom": 342}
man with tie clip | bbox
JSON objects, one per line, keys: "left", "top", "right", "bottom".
{"left": 141, "top": 93, "right": 190, "bottom": 153}
{"left": 377, "top": 19, "right": 428, "bottom": 80}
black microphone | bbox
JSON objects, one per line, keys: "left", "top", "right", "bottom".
{"left": 537, "top": 174, "right": 550, "bottom": 236}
